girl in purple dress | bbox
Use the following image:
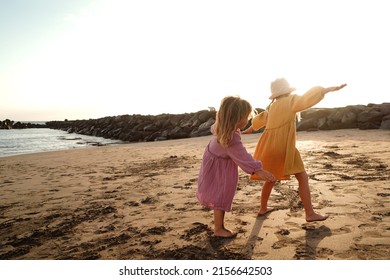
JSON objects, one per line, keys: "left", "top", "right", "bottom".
{"left": 197, "top": 96, "right": 276, "bottom": 238}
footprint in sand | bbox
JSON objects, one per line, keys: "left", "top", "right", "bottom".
{"left": 332, "top": 225, "right": 353, "bottom": 235}
{"left": 180, "top": 222, "right": 211, "bottom": 241}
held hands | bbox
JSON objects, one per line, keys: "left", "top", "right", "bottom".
{"left": 256, "top": 169, "right": 276, "bottom": 182}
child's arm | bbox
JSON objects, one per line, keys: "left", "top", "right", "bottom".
{"left": 242, "top": 126, "right": 254, "bottom": 134}
{"left": 291, "top": 84, "right": 347, "bottom": 112}
{"left": 227, "top": 132, "right": 275, "bottom": 182}
{"left": 322, "top": 84, "right": 347, "bottom": 94}
{"left": 243, "top": 111, "right": 268, "bottom": 134}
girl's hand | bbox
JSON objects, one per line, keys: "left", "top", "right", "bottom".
{"left": 325, "top": 83, "right": 347, "bottom": 94}
{"left": 256, "top": 170, "right": 276, "bottom": 182}
{"left": 331, "top": 83, "right": 347, "bottom": 91}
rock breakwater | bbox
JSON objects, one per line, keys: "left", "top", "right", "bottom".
{"left": 297, "top": 103, "right": 390, "bottom": 131}
{"left": 0, "top": 119, "right": 47, "bottom": 129}
{"left": 46, "top": 110, "right": 216, "bottom": 142}
{"left": 3, "top": 103, "right": 389, "bottom": 143}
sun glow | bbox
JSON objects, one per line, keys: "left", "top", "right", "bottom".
{"left": 1, "top": 0, "right": 389, "bottom": 121}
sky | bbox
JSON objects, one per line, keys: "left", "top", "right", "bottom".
{"left": 1, "top": 0, "right": 389, "bottom": 121}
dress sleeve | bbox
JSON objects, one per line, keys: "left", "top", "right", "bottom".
{"left": 291, "top": 86, "right": 325, "bottom": 112}
{"left": 227, "top": 131, "right": 263, "bottom": 174}
{"left": 251, "top": 111, "right": 268, "bottom": 130}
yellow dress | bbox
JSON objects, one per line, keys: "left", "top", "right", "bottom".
{"left": 251, "top": 86, "right": 325, "bottom": 180}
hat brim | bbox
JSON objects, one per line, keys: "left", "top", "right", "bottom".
{"left": 269, "top": 87, "right": 296, "bottom": 99}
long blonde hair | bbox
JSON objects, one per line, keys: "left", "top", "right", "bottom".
{"left": 215, "top": 96, "right": 253, "bottom": 147}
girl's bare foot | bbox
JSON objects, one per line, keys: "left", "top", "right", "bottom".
{"left": 306, "top": 213, "right": 329, "bottom": 222}
{"left": 258, "top": 207, "right": 274, "bottom": 216}
{"left": 214, "top": 228, "right": 237, "bottom": 238}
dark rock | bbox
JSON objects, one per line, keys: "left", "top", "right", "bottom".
{"left": 380, "top": 115, "right": 390, "bottom": 130}
{"left": 0, "top": 119, "right": 47, "bottom": 129}
{"left": 317, "top": 117, "right": 330, "bottom": 130}
{"left": 21, "top": 102, "right": 386, "bottom": 142}
{"left": 357, "top": 108, "right": 383, "bottom": 129}
{"left": 44, "top": 110, "right": 217, "bottom": 142}
{"left": 297, "top": 103, "right": 389, "bottom": 131}
{"left": 325, "top": 108, "right": 357, "bottom": 129}
{"left": 301, "top": 108, "right": 331, "bottom": 120}
{"left": 379, "top": 103, "right": 390, "bottom": 115}
{"left": 296, "top": 118, "right": 318, "bottom": 131}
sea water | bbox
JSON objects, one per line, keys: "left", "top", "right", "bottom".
{"left": 0, "top": 128, "right": 124, "bottom": 157}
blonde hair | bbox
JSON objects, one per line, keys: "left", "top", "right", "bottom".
{"left": 215, "top": 96, "right": 253, "bottom": 147}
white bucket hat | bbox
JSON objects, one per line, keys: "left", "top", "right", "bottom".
{"left": 269, "top": 78, "right": 296, "bottom": 99}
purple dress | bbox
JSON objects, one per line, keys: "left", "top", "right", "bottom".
{"left": 196, "top": 129, "right": 263, "bottom": 212}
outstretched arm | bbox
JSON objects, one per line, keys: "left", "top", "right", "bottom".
{"left": 291, "top": 83, "right": 347, "bottom": 113}
{"left": 242, "top": 126, "right": 254, "bottom": 134}
{"left": 322, "top": 84, "right": 347, "bottom": 94}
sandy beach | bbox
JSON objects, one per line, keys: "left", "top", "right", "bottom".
{"left": 0, "top": 129, "right": 389, "bottom": 260}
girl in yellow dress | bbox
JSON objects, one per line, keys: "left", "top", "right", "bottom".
{"left": 244, "top": 78, "right": 346, "bottom": 222}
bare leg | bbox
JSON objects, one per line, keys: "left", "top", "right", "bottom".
{"left": 258, "top": 180, "right": 276, "bottom": 215}
{"left": 213, "top": 209, "right": 236, "bottom": 238}
{"left": 295, "top": 171, "right": 329, "bottom": 222}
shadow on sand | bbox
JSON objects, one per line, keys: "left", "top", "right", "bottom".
{"left": 241, "top": 212, "right": 271, "bottom": 258}
{"left": 241, "top": 214, "right": 332, "bottom": 260}
{"left": 295, "top": 225, "right": 332, "bottom": 259}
